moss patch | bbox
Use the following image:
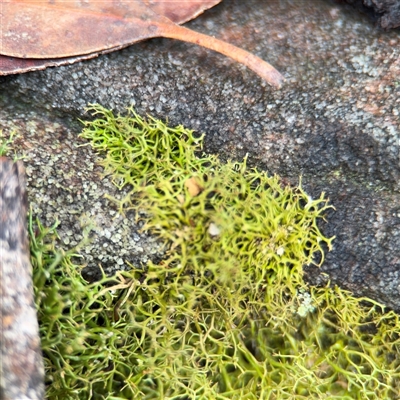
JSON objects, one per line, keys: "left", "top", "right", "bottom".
{"left": 17, "top": 105, "right": 400, "bottom": 398}
{"left": 0, "top": 129, "right": 24, "bottom": 160}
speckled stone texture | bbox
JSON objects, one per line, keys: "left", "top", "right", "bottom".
{"left": 0, "top": 0, "right": 399, "bottom": 310}
{"left": 0, "top": 158, "right": 44, "bottom": 400}
{"left": 339, "top": 0, "right": 400, "bottom": 29}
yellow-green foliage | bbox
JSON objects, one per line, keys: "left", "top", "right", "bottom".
{"left": 0, "top": 129, "right": 24, "bottom": 160}
{"left": 30, "top": 105, "right": 400, "bottom": 399}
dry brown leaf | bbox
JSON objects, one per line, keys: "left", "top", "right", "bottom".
{"left": 184, "top": 177, "right": 203, "bottom": 197}
{"left": 0, "top": 0, "right": 284, "bottom": 87}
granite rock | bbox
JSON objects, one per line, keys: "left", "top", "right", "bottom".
{"left": 339, "top": 0, "right": 400, "bottom": 29}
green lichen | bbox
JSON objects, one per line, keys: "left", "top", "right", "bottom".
{"left": 0, "top": 129, "right": 25, "bottom": 160}
{"left": 29, "top": 105, "right": 400, "bottom": 399}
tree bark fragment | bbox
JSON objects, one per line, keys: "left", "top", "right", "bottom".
{"left": 0, "top": 157, "right": 44, "bottom": 400}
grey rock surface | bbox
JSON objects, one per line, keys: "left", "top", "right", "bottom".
{"left": 341, "top": 0, "right": 400, "bottom": 29}
{"left": 0, "top": 0, "right": 399, "bottom": 309}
